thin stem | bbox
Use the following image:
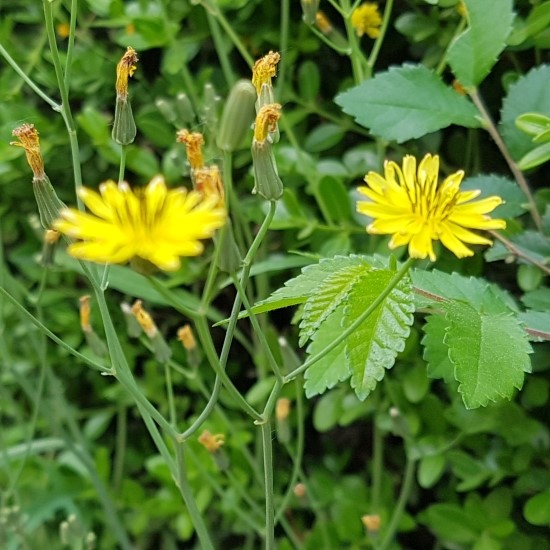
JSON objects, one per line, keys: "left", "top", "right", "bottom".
{"left": 469, "top": 89, "right": 543, "bottom": 231}
{"left": 377, "top": 456, "right": 416, "bottom": 550}
{"left": 206, "top": 10, "right": 236, "bottom": 86}
{"left": 489, "top": 230, "right": 550, "bottom": 275}
{"left": 435, "top": 16, "right": 467, "bottom": 76}
{"left": 371, "top": 417, "right": 383, "bottom": 513}
{"left": 175, "top": 442, "right": 215, "bottom": 550}
{"left": 0, "top": 43, "right": 60, "bottom": 110}
{"left": 164, "top": 360, "right": 177, "bottom": 426}
{"left": 340, "top": 0, "right": 367, "bottom": 83}
{"left": 366, "top": 0, "right": 394, "bottom": 78}
{"left": 112, "top": 405, "right": 127, "bottom": 492}
{"left": 181, "top": 375, "right": 222, "bottom": 439}
{"left": 285, "top": 257, "right": 416, "bottom": 382}
{"left": 64, "top": 0, "right": 78, "bottom": 90}
{"left": 0, "top": 286, "right": 109, "bottom": 373}
{"left": 118, "top": 145, "right": 127, "bottom": 183}
{"left": 43, "top": 0, "right": 84, "bottom": 207}
{"left": 261, "top": 421, "right": 275, "bottom": 550}
{"left": 278, "top": 0, "right": 290, "bottom": 94}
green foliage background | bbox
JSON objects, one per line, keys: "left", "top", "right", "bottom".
{"left": 1, "top": 0, "right": 550, "bottom": 548}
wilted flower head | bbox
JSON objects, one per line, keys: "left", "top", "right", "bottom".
{"left": 115, "top": 47, "right": 138, "bottom": 99}
{"left": 54, "top": 175, "right": 226, "bottom": 271}
{"left": 198, "top": 430, "right": 225, "bottom": 453}
{"left": 252, "top": 51, "right": 281, "bottom": 94}
{"left": 11, "top": 123, "right": 45, "bottom": 180}
{"left": 351, "top": 3, "right": 383, "bottom": 39}
{"left": 357, "top": 154, "right": 506, "bottom": 261}
{"left": 176, "top": 129, "right": 205, "bottom": 171}
{"left": 253, "top": 103, "right": 282, "bottom": 144}
{"left": 194, "top": 165, "right": 224, "bottom": 207}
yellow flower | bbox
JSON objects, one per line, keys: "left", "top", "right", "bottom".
{"left": 54, "top": 175, "right": 226, "bottom": 271}
{"left": 351, "top": 3, "right": 382, "bottom": 39}
{"left": 357, "top": 154, "right": 506, "bottom": 261}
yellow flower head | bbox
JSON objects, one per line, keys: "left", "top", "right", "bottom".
{"left": 115, "top": 47, "right": 138, "bottom": 99}
{"left": 357, "top": 154, "right": 506, "bottom": 261}
{"left": 253, "top": 103, "right": 282, "bottom": 143}
{"left": 54, "top": 175, "right": 226, "bottom": 271}
{"left": 198, "top": 430, "right": 225, "bottom": 453}
{"left": 176, "top": 129, "right": 205, "bottom": 171}
{"left": 194, "top": 165, "right": 225, "bottom": 207}
{"left": 11, "top": 123, "right": 45, "bottom": 180}
{"left": 252, "top": 51, "right": 281, "bottom": 94}
{"left": 351, "top": 3, "right": 383, "bottom": 39}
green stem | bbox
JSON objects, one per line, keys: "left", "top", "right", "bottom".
{"left": 164, "top": 360, "right": 176, "bottom": 426}
{"left": 0, "top": 42, "right": 60, "bottom": 110}
{"left": 206, "top": 10, "right": 236, "bottom": 86}
{"left": 112, "top": 405, "right": 127, "bottom": 492}
{"left": 43, "top": 0, "right": 84, "bottom": 207}
{"left": 469, "top": 89, "right": 543, "bottom": 231}
{"left": 366, "top": 0, "right": 394, "bottom": 78}
{"left": 64, "top": 0, "right": 78, "bottom": 90}
{"left": 175, "top": 442, "right": 215, "bottom": 550}
{"left": 0, "top": 286, "right": 109, "bottom": 373}
{"left": 278, "top": 0, "right": 290, "bottom": 94}
{"left": 118, "top": 145, "right": 127, "bottom": 183}
{"left": 284, "top": 257, "right": 416, "bottom": 382}
{"left": 261, "top": 421, "right": 275, "bottom": 550}
{"left": 377, "top": 456, "right": 416, "bottom": 550}
{"left": 435, "top": 16, "right": 466, "bottom": 76}
{"left": 371, "top": 417, "right": 383, "bottom": 513}
{"left": 340, "top": 0, "right": 367, "bottom": 83}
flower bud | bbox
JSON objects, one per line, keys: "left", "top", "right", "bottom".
{"left": 217, "top": 79, "right": 256, "bottom": 152}
{"left": 175, "top": 92, "right": 195, "bottom": 126}
{"left": 112, "top": 96, "right": 137, "bottom": 145}
{"left": 217, "top": 221, "right": 242, "bottom": 274}
{"left": 301, "top": 0, "right": 320, "bottom": 25}
{"left": 131, "top": 300, "right": 172, "bottom": 362}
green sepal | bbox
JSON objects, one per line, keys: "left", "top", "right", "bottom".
{"left": 112, "top": 96, "right": 137, "bottom": 145}
{"left": 32, "top": 175, "right": 67, "bottom": 230}
{"left": 251, "top": 140, "right": 283, "bottom": 200}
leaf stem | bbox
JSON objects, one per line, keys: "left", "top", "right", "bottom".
{"left": 261, "top": 421, "right": 275, "bottom": 550}
{"left": 469, "top": 89, "right": 543, "bottom": 231}
{"left": 366, "top": 0, "right": 394, "bottom": 78}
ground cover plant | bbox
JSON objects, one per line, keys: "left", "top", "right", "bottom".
{"left": 1, "top": 0, "right": 550, "bottom": 548}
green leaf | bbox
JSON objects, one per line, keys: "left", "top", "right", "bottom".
{"left": 518, "top": 311, "right": 550, "bottom": 342}
{"left": 460, "top": 175, "right": 528, "bottom": 218}
{"left": 500, "top": 65, "right": 550, "bottom": 161}
{"left": 304, "top": 123, "right": 346, "bottom": 152}
{"left": 517, "top": 141, "right": 550, "bottom": 170}
{"left": 304, "top": 307, "right": 351, "bottom": 397}
{"left": 412, "top": 269, "right": 518, "bottom": 313}
{"left": 344, "top": 270, "right": 415, "bottom": 400}
{"left": 335, "top": 64, "right": 481, "bottom": 143}
{"left": 300, "top": 261, "right": 368, "bottom": 346}
{"left": 521, "top": 287, "right": 550, "bottom": 310}
{"left": 445, "top": 302, "right": 532, "bottom": 408}
{"left": 447, "top": 0, "right": 514, "bottom": 87}
{"left": 523, "top": 490, "right": 550, "bottom": 525}
{"left": 422, "top": 315, "right": 455, "bottom": 382}
{"left": 421, "top": 503, "right": 479, "bottom": 543}
{"left": 315, "top": 176, "right": 353, "bottom": 224}
{"left": 418, "top": 454, "right": 446, "bottom": 488}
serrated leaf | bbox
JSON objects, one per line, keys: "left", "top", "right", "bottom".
{"left": 521, "top": 287, "right": 550, "bottom": 310}
{"left": 335, "top": 64, "right": 481, "bottom": 144}
{"left": 447, "top": 0, "right": 514, "bottom": 88}
{"left": 304, "top": 307, "right": 351, "bottom": 397}
{"left": 412, "top": 269, "right": 518, "bottom": 313}
{"left": 445, "top": 302, "right": 532, "bottom": 408}
{"left": 518, "top": 311, "right": 550, "bottom": 342}
{"left": 344, "top": 270, "right": 415, "bottom": 400}
{"left": 422, "top": 315, "right": 455, "bottom": 382}
{"left": 299, "top": 262, "right": 368, "bottom": 346}
{"left": 500, "top": 65, "right": 550, "bottom": 161}
{"left": 460, "top": 174, "right": 528, "bottom": 219}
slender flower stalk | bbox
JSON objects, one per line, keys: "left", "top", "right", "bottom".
{"left": 357, "top": 154, "right": 506, "bottom": 261}
{"left": 54, "top": 175, "right": 226, "bottom": 271}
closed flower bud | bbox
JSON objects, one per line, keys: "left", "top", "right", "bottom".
{"left": 251, "top": 140, "right": 283, "bottom": 201}
{"left": 217, "top": 79, "right": 256, "bottom": 152}
{"left": 301, "top": 0, "right": 320, "bottom": 25}
{"left": 175, "top": 92, "right": 195, "bottom": 126}
{"left": 217, "top": 221, "right": 242, "bottom": 274}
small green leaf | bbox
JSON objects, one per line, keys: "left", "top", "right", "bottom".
{"left": 315, "top": 176, "right": 353, "bottom": 224}
{"left": 523, "top": 491, "right": 550, "bottom": 525}
{"left": 345, "top": 270, "right": 415, "bottom": 400}
{"left": 298, "top": 61, "right": 321, "bottom": 101}
{"left": 421, "top": 503, "right": 479, "bottom": 543}
{"left": 335, "top": 64, "right": 481, "bottom": 143}
{"left": 445, "top": 302, "right": 532, "bottom": 408}
{"left": 304, "top": 123, "right": 346, "bottom": 152}
{"left": 447, "top": 0, "right": 514, "bottom": 88}
{"left": 517, "top": 141, "right": 550, "bottom": 170}
{"left": 418, "top": 454, "right": 446, "bottom": 489}
{"left": 515, "top": 112, "right": 550, "bottom": 137}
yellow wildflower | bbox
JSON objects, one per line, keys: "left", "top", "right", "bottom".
{"left": 252, "top": 51, "right": 281, "bottom": 94}
{"left": 357, "top": 154, "right": 506, "bottom": 261}
{"left": 115, "top": 47, "right": 138, "bottom": 99}
{"left": 54, "top": 175, "right": 226, "bottom": 271}
{"left": 351, "top": 3, "right": 382, "bottom": 39}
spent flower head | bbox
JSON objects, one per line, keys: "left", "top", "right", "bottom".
{"left": 54, "top": 175, "right": 225, "bottom": 271}
{"left": 198, "top": 430, "right": 225, "bottom": 453}
{"left": 253, "top": 103, "right": 282, "bottom": 144}
{"left": 351, "top": 3, "right": 383, "bottom": 39}
{"left": 176, "top": 129, "right": 205, "bottom": 171}
{"left": 11, "top": 123, "right": 45, "bottom": 180}
{"left": 357, "top": 154, "right": 506, "bottom": 261}
{"left": 115, "top": 46, "right": 138, "bottom": 99}
{"left": 252, "top": 51, "right": 281, "bottom": 95}
{"left": 193, "top": 165, "right": 225, "bottom": 207}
